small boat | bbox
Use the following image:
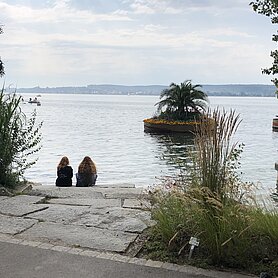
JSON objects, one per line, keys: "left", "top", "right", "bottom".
{"left": 28, "top": 97, "right": 40, "bottom": 105}
{"left": 273, "top": 115, "right": 278, "bottom": 131}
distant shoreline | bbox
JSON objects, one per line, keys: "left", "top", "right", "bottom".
{"left": 6, "top": 83, "right": 276, "bottom": 97}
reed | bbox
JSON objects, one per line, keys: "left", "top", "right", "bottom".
{"left": 192, "top": 108, "right": 244, "bottom": 202}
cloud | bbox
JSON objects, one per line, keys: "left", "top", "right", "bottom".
{"left": 127, "top": 0, "right": 182, "bottom": 14}
{"left": 0, "top": 0, "right": 274, "bottom": 86}
{"left": 124, "top": 0, "right": 249, "bottom": 15}
{"left": 0, "top": 1, "right": 131, "bottom": 24}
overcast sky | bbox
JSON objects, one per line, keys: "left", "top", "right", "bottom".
{"left": 0, "top": 0, "right": 276, "bottom": 87}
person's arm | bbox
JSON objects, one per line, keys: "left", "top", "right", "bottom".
{"left": 66, "top": 166, "right": 73, "bottom": 178}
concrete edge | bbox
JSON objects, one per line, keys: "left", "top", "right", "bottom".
{"left": 0, "top": 233, "right": 254, "bottom": 278}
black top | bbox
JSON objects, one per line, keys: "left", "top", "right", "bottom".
{"left": 56, "top": 166, "right": 73, "bottom": 187}
{"left": 76, "top": 173, "right": 97, "bottom": 187}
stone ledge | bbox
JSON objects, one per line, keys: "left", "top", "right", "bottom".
{"left": 17, "top": 222, "right": 138, "bottom": 253}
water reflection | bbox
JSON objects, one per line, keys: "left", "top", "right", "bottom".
{"left": 146, "top": 132, "right": 195, "bottom": 172}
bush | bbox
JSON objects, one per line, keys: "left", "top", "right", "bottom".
{"left": 0, "top": 88, "right": 42, "bottom": 187}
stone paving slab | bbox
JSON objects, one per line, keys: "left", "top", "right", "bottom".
{"left": 1, "top": 195, "right": 46, "bottom": 204}
{"left": 48, "top": 198, "right": 122, "bottom": 208}
{"left": 26, "top": 204, "right": 90, "bottom": 224}
{"left": 123, "top": 199, "right": 151, "bottom": 210}
{"left": 0, "top": 214, "right": 38, "bottom": 235}
{"left": 30, "top": 186, "right": 104, "bottom": 199}
{"left": 29, "top": 185, "right": 145, "bottom": 199}
{"left": 97, "top": 188, "right": 145, "bottom": 199}
{"left": 18, "top": 222, "right": 138, "bottom": 253}
{"left": 0, "top": 196, "right": 48, "bottom": 216}
{"left": 72, "top": 207, "right": 155, "bottom": 233}
{"left": 97, "top": 183, "right": 135, "bottom": 188}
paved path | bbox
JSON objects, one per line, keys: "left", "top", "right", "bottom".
{"left": 0, "top": 184, "right": 254, "bottom": 278}
{"left": 0, "top": 241, "right": 206, "bottom": 278}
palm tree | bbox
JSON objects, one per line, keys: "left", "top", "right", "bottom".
{"left": 155, "top": 80, "right": 208, "bottom": 121}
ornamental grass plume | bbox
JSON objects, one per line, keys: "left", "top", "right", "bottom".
{"left": 192, "top": 108, "right": 244, "bottom": 203}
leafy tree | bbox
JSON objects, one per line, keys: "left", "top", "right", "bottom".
{"left": 155, "top": 80, "right": 208, "bottom": 121}
{"left": 0, "top": 88, "right": 42, "bottom": 187}
{"left": 250, "top": 0, "right": 278, "bottom": 91}
{"left": 0, "top": 26, "right": 4, "bottom": 77}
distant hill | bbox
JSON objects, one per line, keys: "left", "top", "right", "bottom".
{"left": 9, "top": 84, "right": 277, "bottom": 97}
{"left": 202, "top": 84, "right": 276, "bottom": 97}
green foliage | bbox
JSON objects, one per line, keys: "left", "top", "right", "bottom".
{"left": 250, "top": 0, "right": 278, "bottom": 92}
{"left": 146, "top": 109, "right": 278, "bottom": 275}
{"left": 155, "top": 80, "right": 208, "bottom": 121}
{"left": 251, "top": 206, "right": 278, "bottom": 244}
{"left": 0, "top": 88, "right": 42, "bottom": 187}
{"left": 148, "top": 188, "right": 278, "bottom": 274}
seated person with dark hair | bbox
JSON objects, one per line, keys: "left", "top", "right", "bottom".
{"left": 76, "top": 156, "right": 97, "bottom": 187}
{"left": 56, "top": 156, "right": 73, "bottom": 187}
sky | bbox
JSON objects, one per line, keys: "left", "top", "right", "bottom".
{"left": 0, "top": 0, "right": 277, "bottom": 87}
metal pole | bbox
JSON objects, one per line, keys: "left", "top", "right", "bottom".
{"left": 188, "top": 245, "right": 195, "bottom": 260}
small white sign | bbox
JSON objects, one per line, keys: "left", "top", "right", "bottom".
{"left": 189, "top": 237, "right": 199, "bottom": 247}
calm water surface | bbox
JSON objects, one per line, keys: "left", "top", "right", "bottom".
{"left": 22, "top": 94, "right": 278, "bottom": 193}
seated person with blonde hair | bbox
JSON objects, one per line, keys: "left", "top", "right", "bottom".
{"left": 76, "top": 156, "right": 97, "bottom": 187}
{"left": 55, "top": 156, "right": 73, "bottom": 187}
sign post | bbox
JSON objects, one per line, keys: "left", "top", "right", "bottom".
{"left": 188, "top": 237, "right": 200, "bottom": 260}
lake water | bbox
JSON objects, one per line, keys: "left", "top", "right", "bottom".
{"left": 22, "top": 94, "right": 278, "bottom": 194}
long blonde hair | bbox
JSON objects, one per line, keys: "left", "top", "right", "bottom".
{"left": 78, "top": 156, "right": 96, "bottom": 174}
{"left": 57, "top": 156, "right": 69, "bottom": 170}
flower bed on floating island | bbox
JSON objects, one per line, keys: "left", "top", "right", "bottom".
{"left": 143, "top": 118, "right": 201, "bottom": 133}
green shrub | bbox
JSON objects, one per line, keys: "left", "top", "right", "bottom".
{"left": 0, "top": 88, "right": 42, "bottom": 187}
{"left": 148, "top": 189, "right": 278, "bottom": 273}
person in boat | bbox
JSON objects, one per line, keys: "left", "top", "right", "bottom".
{"left": 29, "top": 97, "right": 39, "bottom": 103}
{"left": 76, "top": 156, "right": 97, "bottom": 187}
{"left": 55, "top": 156, "right": 73, "bottom": 187}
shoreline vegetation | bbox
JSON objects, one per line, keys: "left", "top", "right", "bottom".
{"left": 140, "top": 108, "right": 278, "bottom": 277}
{"left": 5, "top": 84, "right": 277, "bottom": 97}
{"left": 0, "top": 88, "right": 42, "bottom": 190}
